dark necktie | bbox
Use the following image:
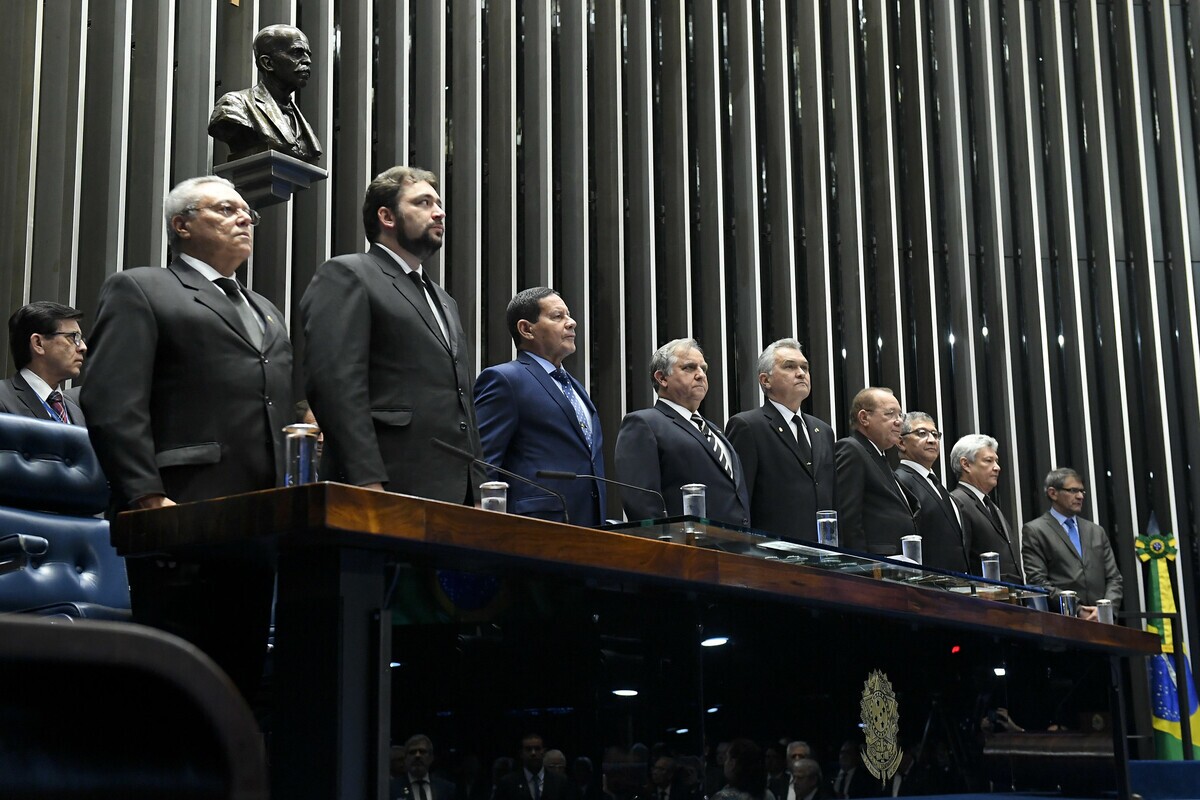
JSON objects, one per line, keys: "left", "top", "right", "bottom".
{"left": 927, "top": 471, "right": 952, "bottom": 502}
{"left": 408, "top": 269, "right": 449, "bottom": 345}
{"left": 692, "top": 412, "right": 733, "bottom": 480}
{"left": 416, "top": 781, "right": 430, "bottom": 800}
{"left": 531, "top": 776, "right": 541, "bottom": 800}
{"left": 984, "top": 495, "right": 1007, "bottom": 537}
{"left": 46, "top": 390, "right": 70, "bottom": 424}
{"left": 551, "top": 367, "right": 592, "bottom": 448}
{"left": 791, "top": 414, "right": 813, "bottom": 466}
{"left": 214, "top": 277, "right": 264, "bottom": 349}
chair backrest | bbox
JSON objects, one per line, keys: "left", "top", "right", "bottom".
{"left": 0, "top": 413, "right": 109, "bottom": 513}
{"left": 0, "top": 413, "right": 128, "bottom": 616}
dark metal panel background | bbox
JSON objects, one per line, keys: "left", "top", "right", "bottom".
{"left": 2, "top": 0, "right": 1199, "bottom": 740}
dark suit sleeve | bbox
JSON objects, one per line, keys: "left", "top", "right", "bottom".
{"left": 833, "top": 439, "right": 867, "bottom": 550}
{"left": 723, "top": 415, "right": 758, "bottom": 499}
{"left": 81, "top": 272, "right": 165, "bottom": 503}
{"left": 473, "top": 366, "right": 518, "bottom": 472}
{"left": 615, "top": 412, "right": 664, "bottom": 521}
{"left": 1019, "top": 520, "right": 1052, "bottom": 588}
{"left": 1097, "top": 523, "right": 1124, "bottom": 604}
{"left": 301, "top": 258, "right": 385, "bottom": 485}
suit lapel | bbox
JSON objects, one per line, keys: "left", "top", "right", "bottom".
{"left": 1044, "top": 513, "right": 1084, "bottom": 566}
{"left": 252, "top": 83, "right": 298, "bottom": 147}
{"left": 520, "top": 353, "right": 590, "bottom": 451}
{"left": 244, "top": 289, "right": 281, "bottom": 351}
{"left": 12, "top": 373, "right": 54, "bottom": 421}
{"left": 171, "top": 260, "right": 262, "bottom": 349}
{"left": 902, "top": 464, "right": 961, "bottom": 532}
{"left": 762, "top": 403, "right": 810, "bottom": 475}
{"left": 853, "top": 430, "right": 909, "bottom": 509}
{"left": 656, "top": 402, "right": 735, "bottom": 484}
{"left": 370, "top": 245, "right": 454, "bottom": 356}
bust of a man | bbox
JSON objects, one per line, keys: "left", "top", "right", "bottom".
{"left": 208, "top": 24, "right": 322, "bottom": 164}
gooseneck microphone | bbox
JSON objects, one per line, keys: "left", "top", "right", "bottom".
{"left": 536, "top": 470, "right": 669, "bottom": 520}
{"left": 431, "top": 438, "right": 571, "bottom": 525}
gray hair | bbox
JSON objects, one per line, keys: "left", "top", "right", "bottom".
{"left": 649, "top": 338, "right": 702, "bottom": 390}
{"left": 1044, "top": 467, "right": 1082, "bottom": 492}
{"left": 948, "top": 433, "right": 999, "bottom": 478}
{"left": 791, "top": 758, "right": 821, "bottom": 781}
{"left": 755, "top": 338, "right": 805, "bottom": 378}
{"left": 900, "top": 411, "right": 935, "bottom": 436}
{"left": 164, "top": 175, "right": 238, "bottom": 249}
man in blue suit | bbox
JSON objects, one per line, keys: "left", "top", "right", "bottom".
{"left": 474, "top": 287, "right": 606, "bottom": 525}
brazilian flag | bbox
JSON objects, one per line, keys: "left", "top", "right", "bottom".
{"left": 1136, "top": 515, "right": 1200, "bottom": 758}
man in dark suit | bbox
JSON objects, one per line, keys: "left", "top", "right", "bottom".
{"left": 833, "top": 387, "right": 917, "bottom": 554}
{"left": 894, "top": 411, "right": 969, "bottom": 571}
{"left": 948, "top": 434, "right": 1023, "bottom": 582}
{"left": 208, "top": 25, "right": 322, "bottom": 163}
{"left": 1022, "top": 467, "right": 1122, "bottom": 618}
{"left": 475, "top": 287, "right": 606, "bottom": 525}
{"left": 725, "top": 339, "right": 836, "bottom": 542}
{"left": 1, "top": 301, "right": 87, "bottom": 425}
{"left": 301, "top": 166, "right": 482, "bottom": 503}
{"left": 615, "top": 338, "right": 749, "bottom": 525}
{"left": 82, "top": 175, "right": 293, "bottom": 697}
{"left": 494, "top": 734, "right": 570, "bottom": 800}
{"left": 391, "top": 735, "right": 457, "bottom": 800}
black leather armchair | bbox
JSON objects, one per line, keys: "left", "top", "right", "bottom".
{"left": 0, "top": 413, "right": 130, "bottom": 619}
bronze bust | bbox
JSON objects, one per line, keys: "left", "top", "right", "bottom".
{"left": 208, "top": 25, "right": 322, "bottom": 164}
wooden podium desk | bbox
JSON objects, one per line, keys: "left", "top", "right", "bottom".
{"left": 112, "top": 483, "right": 1158, "bottom": 800}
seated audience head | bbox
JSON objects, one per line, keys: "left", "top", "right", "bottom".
{"left": 784, "top": 741, "right": 811, "bottom": 764}
{"left": 897, "top": 411, "right": 942, "bottom": 470}
{"left": 756, "top": 339, "right": 810, "bottom": 412}
{"left": 1044, "top": 467, "right": 1086, "bottom": 516}
{"left": 789, "top": 759, "right": 821, "bottom": 797}
{"left": 650, "top": 756, "right": 677, "bottom": 788}
{"left": 507, "top": 287, "right": 576, "bottom": 368}
{"left": 544, "top": 750, "right": 568, "bottom": 775}
{"left": 7, "top": 301, "right": 86, "bottom": 385}
{"left": 763, "top": 745, "right": 784, "bottom": 777}
{"left": 949, "top": 433, "right": 1001, "bottom": 492}
{"left": 849, "top": 387, "right": 903, "bottom": 451}
{"left": 520, "top": 733, "right": 546, "bottom": 774}
{"left": 405, "top": 734, "right": 435, "bottom": 779}
{"left": 723, "top": 738, "right": 766, "bottom": 798}
{"left": 837, "top": 739, "right": 862, "bottom": 770}
{"left": 650, "top": 338, "right": 708, "bottom": 412}
{"left": 572, "top": 756, "right": 594, "bottom": 785}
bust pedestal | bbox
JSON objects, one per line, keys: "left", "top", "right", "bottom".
{"left": 213, "top": 150, "right": 328, "bottom": 209}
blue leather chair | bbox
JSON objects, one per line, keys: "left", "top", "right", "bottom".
{"left": 0, "top": 413, "right": 130, "bottom": 619}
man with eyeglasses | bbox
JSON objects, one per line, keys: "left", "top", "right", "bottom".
{"left": 0, "top": 301, "right": 87, "bottom": 425}
{"left": 1021, "top": 468, "right": 1122, "bottom": 619}
{"left": 82, "top": 174, "right": 293, "bottom": 701}
{"left": 833, "top": 387, "right": 918, "bottom": 555}
{"left": 894, "top": 411, "right": 969, "bottom": 571}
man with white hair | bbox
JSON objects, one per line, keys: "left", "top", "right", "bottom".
{"left": 83, "top": 175, "right": 293, "bottom": 698}
{"left": 725, "top": 339, "right": 836, "bottom": 541}
{"left": 948, "top": 434, "right": 1022, "bottom": 582}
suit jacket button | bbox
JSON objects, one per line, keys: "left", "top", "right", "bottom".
{"left": 459, "top": 421, "right": 467, "bottom": 431}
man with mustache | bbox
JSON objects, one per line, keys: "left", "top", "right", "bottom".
{"left": 208, "top": 24, "right": 322, "bottom": 163}
{"left": 301, "top": 166, "right": 482, "bottom": 503}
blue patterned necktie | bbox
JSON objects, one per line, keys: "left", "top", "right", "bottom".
{"left": 551, "top": 367, "right": 591, "bottom": 448}
{"left": 1064, "top": 516, "right": 1083, "bottom": 557}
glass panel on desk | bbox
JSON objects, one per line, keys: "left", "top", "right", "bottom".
{"left": 607, "top": 516, "right": 1051, "bottom": 605}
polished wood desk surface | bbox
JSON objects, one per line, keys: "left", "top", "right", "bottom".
{"left": 111, "top": 481, "right": 1159, "bottom": 657}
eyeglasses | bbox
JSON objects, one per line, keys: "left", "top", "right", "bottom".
{"left": 44, "top": 331, "right": 86, "bottom": 347}
{"left": 189, "top": 203, "right": 261, "bottom": 226}
{"left": 875, "top": 408, "right": 904, "bottom": 420}
{"left": 1055, "top": 487, "right": 1087, "bottom": 496}
{"left": 903, "top": 429, "right": 942, "bottom": 441}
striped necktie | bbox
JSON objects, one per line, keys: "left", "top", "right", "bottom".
{"left": 691, "top": 412, "right": 733, "bottom": 479}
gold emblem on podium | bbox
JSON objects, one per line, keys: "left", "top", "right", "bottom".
{"left": 860, "top": 670, "right": 903, "bottom": 783}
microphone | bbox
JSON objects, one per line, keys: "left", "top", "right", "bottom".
{"left": 536, "top": 470, "right": 669, "bottom": 520}
{"left": 430, "top": 438, "right": 571, "bottom": 525}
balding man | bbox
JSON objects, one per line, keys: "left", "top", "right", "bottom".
{"left": 833, "top": 388, "right": 918, "bottom": 554}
